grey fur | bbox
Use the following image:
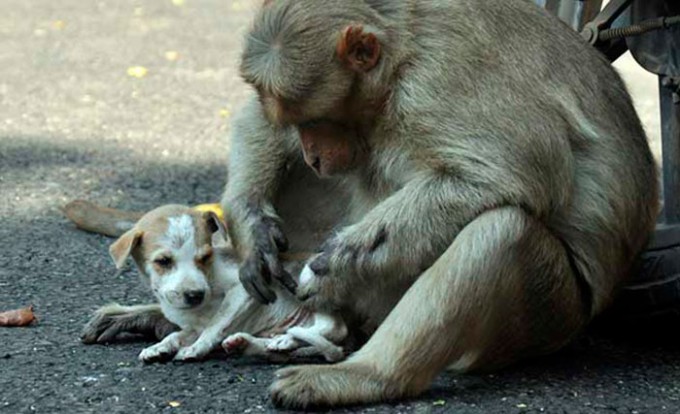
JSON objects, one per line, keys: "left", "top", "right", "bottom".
{"left": 226, "top": 0, "right": 658, "bottom": 408}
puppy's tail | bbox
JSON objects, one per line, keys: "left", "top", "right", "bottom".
{"left": 61, "top": 200, "right": 143, "bottom": 237}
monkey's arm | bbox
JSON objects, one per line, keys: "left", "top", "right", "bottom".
{"left": 222, "top": 96, "right": 299, "bottom": 303}
{"left": 299, "top": 174, "right": 515, "bottom": 307}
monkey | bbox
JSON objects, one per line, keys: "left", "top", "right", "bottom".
{"left": 226, "top": 0, "right": 659, "bottom": 407}
{"left": 82, "top": 0, "right": 659, "bottom": 409}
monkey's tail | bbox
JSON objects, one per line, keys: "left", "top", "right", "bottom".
{"left": 61, "top": 200, "right": 143, "bottom": 238}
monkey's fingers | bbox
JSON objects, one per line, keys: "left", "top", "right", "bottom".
{"left": 248, "top": 279, "right": 277, "bottom": 305}
{"left": 277, "top": 270, "right": 298, "bottom": 295}
{"left": 262, "top": 217, "right": 289, "bottom": 252}
{"left": 239, "top": 260, "right": 276, "bottom": 305}
{"left": 264, "top": 253, "right": 297, "bottom": 295}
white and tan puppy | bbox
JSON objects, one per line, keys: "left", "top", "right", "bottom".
{"left": 108, "top": 204, "right": 347, "bottom": 363}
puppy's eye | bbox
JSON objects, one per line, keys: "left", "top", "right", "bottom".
{"left": 154, "top": 256, "right": 173, "bottom": 268}
{"left": 196, "top": 251, "right": 213, "bottom": 265}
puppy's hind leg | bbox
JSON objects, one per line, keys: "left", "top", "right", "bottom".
{"left": 283, "top": 313, "right": 347, "bottom": 362}
{"left": 271, "top": 207, "right": 589, "bottom": 408}
{"left": 81, "top": 303, "right": 178, "bottom": 344}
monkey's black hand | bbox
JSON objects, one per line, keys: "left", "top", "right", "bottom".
{"left": 315, "top": 225, "right": 388, "bottom": 277}
{"left": 239, "top": 216, "right": 297, "bottom": 304}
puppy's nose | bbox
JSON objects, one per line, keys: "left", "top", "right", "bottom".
{"left": 183, "top": 290, "right": 205, "bottom": 307}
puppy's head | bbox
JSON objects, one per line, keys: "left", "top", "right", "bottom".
{"left": 109, "top": 205, "right": 228, "bottom": 310}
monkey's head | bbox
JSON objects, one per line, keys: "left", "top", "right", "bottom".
{"left": 240, "top": 0, "right": 388, "bottom": 177}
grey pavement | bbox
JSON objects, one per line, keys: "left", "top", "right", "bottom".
{"left": 1, "top": 1, "right": 679, "bottom": 413}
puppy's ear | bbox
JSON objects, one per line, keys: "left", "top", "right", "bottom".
{"left": 203, "top": 211, "right": 228, "bottom": 242}
{"left": 109, "top": 230, "right": 143, "bottom": 269}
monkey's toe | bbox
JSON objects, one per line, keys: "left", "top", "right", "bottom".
{"left": 270, "top": 363, "right": 396, "bottom": 409}
{"left": 274, "top": 366, "right": 302, "bottom": 380}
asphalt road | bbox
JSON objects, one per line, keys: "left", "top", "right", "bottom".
{"left": 1, "top": 1, "right": 679, "bottom": 413}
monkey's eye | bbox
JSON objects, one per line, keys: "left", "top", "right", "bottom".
{"left": 154, "top": 256, "right": 173, "bottom": 268}
{"left": 298, "top": 119, "right": 323, "bottom": 130}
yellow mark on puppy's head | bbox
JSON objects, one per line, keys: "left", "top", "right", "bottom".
{"left": 193, "top": 203, "right": 224, "bottom": 223}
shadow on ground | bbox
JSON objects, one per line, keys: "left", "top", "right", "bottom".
{"left": 1, "top": 138, "right": 680, "bottom": 413}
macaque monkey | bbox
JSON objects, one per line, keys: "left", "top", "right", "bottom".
{"left": 226, "top": 0, "right": 659, "bottom": 407}
{"left": 83, "top": 0, "right": 659, "bottom": 409}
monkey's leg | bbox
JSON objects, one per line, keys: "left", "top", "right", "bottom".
{"left": 271, "top": 207, "right": 589, "bottom": 408}
{"left": 299, "top": 176, "right": 503, "bottom": 310}
{"left": 81, "top": 303, "right": 178, "bottom": 344}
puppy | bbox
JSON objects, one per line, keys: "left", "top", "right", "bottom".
{"left": 106, "top": 204, "right": 347, "bottom": 363}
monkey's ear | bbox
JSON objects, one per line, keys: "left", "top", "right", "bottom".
{"left": 203, "top": 211, "right": 228, "bottom": 243}
{"left": 109, "top": 230, "right": 143, "bottom": 270}
{"left": 336, "top": 25, "right": 381, "bottom": 72}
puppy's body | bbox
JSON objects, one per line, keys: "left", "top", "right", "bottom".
{"left": 103, "top": 204, "right": 346, "bottom": 363}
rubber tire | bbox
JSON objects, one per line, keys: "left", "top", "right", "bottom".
{"left": 611, "top": 223, "right": 680, "bottom": 319}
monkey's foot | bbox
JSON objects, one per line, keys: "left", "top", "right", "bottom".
{"left": 270, "top": 363, "right": 400, "bottom": 409}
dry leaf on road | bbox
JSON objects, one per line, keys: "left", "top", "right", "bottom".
{"left": 0, "top": 306, "right": 37, "bottom": 327}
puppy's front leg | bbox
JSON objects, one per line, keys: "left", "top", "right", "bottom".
{"left": 174, "top": 294, "right": 261, "bottom": 361}
{"left": 139, "top": 330, "right": 197, "bottom": 363}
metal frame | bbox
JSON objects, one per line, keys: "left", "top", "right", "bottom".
{"left": 656, "top": 75, "right": 680, "bottom": 248}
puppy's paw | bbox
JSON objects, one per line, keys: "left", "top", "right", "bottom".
{"left": 173, "top": 342, "right": 210, "bottom": 362}
{"left": 222, "top": 333, "right": 251, "bottom": 355}
{"left": 139, "top": 343, "right": 175, "bottom": 363}
{"left": 266, "top": 334, "right": 299, "bottom": 353}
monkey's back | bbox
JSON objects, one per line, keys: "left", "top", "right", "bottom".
{"left": 389, "top": 0, "right": 659, "bottom": 315}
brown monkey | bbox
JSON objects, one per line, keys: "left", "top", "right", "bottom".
{"left": 229, "top": 0, "right": 659, "bottom": 408}
{"left": 82, "top": 0, "right": 659, "bottom": 409}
